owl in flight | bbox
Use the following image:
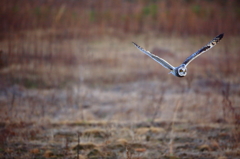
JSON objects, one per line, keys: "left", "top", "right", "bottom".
{"left": 132, "top": 33, "right": 224, "bottom": 77}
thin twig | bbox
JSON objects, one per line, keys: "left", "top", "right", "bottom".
{"left": 169, "top": 100, "right": 181, "bottom": 156}
{"left": 150, "top": 89, "right": 165, "bottom": 125}
{"left": 77, "top": 132, "right": 82, "bottom": 159}
{"left": 9, "top": 92, "right": 15, "bottom": 111}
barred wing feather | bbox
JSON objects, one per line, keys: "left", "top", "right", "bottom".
{"left": 132, "top": 42, "right": 175, "bottom": 71}
{"left": 182, "top": 34, "right": 224, "bottom": 66}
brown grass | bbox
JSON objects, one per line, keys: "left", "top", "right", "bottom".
{"left": 0, "top": 1, "right": 240, "bottom": 158}
{"left": 0, "top": 0, "right": 240, "bottom": 36}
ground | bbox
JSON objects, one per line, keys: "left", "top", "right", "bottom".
{"left": 0, "top": 31, "right": 240, "bottom": 158}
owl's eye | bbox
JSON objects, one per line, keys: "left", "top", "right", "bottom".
{"left": 179, "top": 69, "right": 183, "bottom": 72}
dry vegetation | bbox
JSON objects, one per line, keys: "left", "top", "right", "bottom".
{"left": 0, "top": 0, "right": 240, "bottom": 158}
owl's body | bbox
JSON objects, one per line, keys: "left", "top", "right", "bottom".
{"left": 171, "top": 64, "right": 187, "bottom": 77}
{"left": 132, "top": 34, "right": 224, "bottom": 77}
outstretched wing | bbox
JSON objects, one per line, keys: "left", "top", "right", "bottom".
{"left": 183, "top": 33, "right": 224, "bottom": 66}
{"left": 132, "top": 42, "right": 175, "bottom": 70}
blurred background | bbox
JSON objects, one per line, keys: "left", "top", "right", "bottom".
{"left": 0, "top": 0, "right": 239, "bottom": 86}
{"left": 0, "top": 0, "right": 240, "bottom": 158}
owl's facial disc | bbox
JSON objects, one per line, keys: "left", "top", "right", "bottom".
{"left": 178, "top": 67, "right": 187, "bottom": 76}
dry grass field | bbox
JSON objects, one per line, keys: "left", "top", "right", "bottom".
{"left": 1, "top": 30, "right": 240, "bottom": 159}
{"left": 0, "top": 0, "right": 240, "bottom": 159}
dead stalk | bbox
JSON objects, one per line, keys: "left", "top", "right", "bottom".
{"left": 221, "top": 83, "right": 234, "bottom": 120}
{"left": 221, "top": 83, "right": 240, "bottom": 144}
{"left": 77, "top": 132, "right": 82, "bottom": 159}
{"left": 169, "top": 100, "right": 181, "bottom": 156}
{"left": 150, "top": 88, "right": 165, "bottom": 125}
{"left": 185, "top": 74, "right": 193, "bottom": 91}
{"left": 126, "top": 146, "right": 132, "bottom": 159}
{"left": 64, "top": 136, "right": 69, "bottom": 157}
{"left": 9, "top": 92, "right": 15, "bottom": 111}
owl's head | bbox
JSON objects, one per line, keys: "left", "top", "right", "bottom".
{"left": 177, "top": 65, "right": 187, "bottom": 77}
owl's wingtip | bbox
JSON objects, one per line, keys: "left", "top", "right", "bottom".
{"left": 132, "top": 42, "right": 139, "bottom": 47}
{"left": 219, "top": 33, "right": 224, "bottom": 39}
